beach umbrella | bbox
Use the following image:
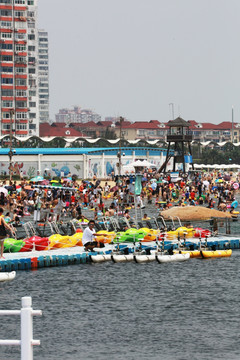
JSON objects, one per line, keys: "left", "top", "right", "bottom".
{"left": 30, "top": 176, "right": 44, "bottom": 182}
{"left": 52, "top": 182, "right": 62, "bottom": 187}
{"left": 40, "top": 179, "right": 50, "bottom": 185}
{"left": 232, "top": 183, "right": 239, "bottom": 190}
{"left": 224, "top": 175, "right": 230, "bottom": 181}
{"left": 0, "top": 187, "right": 8, "bottom": 196}
{"left": 50, "top": 180, "right": 59, "bottom": 183}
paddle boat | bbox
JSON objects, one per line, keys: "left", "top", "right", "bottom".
{"left": 156, "top": 252, "right": 190, "bottom": 263}
{"left": 200, "top": 249, "right": 232, "bottom": 258}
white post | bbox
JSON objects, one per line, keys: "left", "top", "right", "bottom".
{"left": 101, "top": 153, "right": 105, "bottom": 179}
{"left": 0, "top": 296, "right": 42, "bottom": 360}
{"left": 37, "top": 154, "right": 42, "bottom": 175}
{"left": 21, "top": 297, "right": 34, "bottom": 360}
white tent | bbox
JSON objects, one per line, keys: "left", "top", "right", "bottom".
{"left": 128, "top": 160, "right": 156, "bottom": 168}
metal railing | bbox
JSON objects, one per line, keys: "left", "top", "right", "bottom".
{"left": 0, "top": 296, "right": 42, "bottom": 360}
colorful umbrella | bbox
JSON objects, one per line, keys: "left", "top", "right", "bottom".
{"left": 30, "top": 176, "right": 44, "bottom": 182}
{"left": 0, "top": 187, "right": 8, "bottom": 196}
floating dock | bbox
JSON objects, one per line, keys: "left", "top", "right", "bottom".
{"left": 0, "top": 235, "right": 239, "bottom": 272}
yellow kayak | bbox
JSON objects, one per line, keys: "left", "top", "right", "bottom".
{"left": 201, "top": 249, "right": 232, "bottom": 258}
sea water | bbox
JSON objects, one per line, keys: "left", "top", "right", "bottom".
{"left": 1, "top": 252, "right": 240, "bottom": 360}
{"left": 1, "top": 201, "right": 240, "bottom": 359}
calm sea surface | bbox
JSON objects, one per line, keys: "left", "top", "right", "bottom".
{"left": 1, "top": 252, "right": 240, "bottom": 360}
{"left": 1, "top": 200, "right": 240, "bottom": 360}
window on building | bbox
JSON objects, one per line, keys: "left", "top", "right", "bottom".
{"left": 29, "top": 123, "right": 36, "bottom": 130}
{"left": 15, "top": 78, "right": 26, "bottom": 86}
{"left": 29, "top": 102, "right": 36, "bottom": 107}
{"left": 28, "top": 68, "right": 35, "bottom": 74}
{"left": 15, "top": 67, "right": 26, "bottom": 74}
{"left": 2, "top": 100, "right": 13, "bottom": 108}
{"left": 1, "top": 21, "right": 12, "bottom": 28}
{"left": 0, "top": 43, "right": 13, "bottom": 49}
{"left": 16, "top": 44, "right": 26, "bottom": 51}
{"left": 1, "top": 78, "right": 13, "bottom": 84}
{"left": 1, "top": 10, "right": 12, "bottom": 16}
{"left": 14, "top": 11, "right": 25, "bottom": 17}
{"left": 29, "top": 112, "right": 36, "bottom": 118}
{"left": 16, "top": 90, "right": 27, "bottom": 97}
{"left": 2, "top": 89, "right": 13, "bottom": 96}
{"left": 1, "top": 33, "right": 12, "bottom": 39}
{"left": 27, "top": 11, "right": 34, "bottom": 17}
{"left": 3, "top": 112, "right": 10, "bottom": 119}
{"left": 16, "top": 101, "right": 27, "bottom": 108}
{"left": 28, "top": 45, "right": 35, "bottom": 51}
{"left": 28, "top": 34, "right": 35, "bottom": 40}
{"left": 16, "top": 112, "right": 27, "bottom": 119}
{"left": 29, "top": 90, "right": 36, "bottom": 96}
{"left": 1, "top": 67, "right": 13, "bottom": 73}
{"left": 16, "top": 124, "right": 27, "bottom": 130}
{"left": 15, "top": 33, "right": 26, "bottom": 40}
{"left": 28, "top": 0, "right": 34, "bottom": 4}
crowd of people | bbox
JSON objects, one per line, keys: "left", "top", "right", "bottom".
{"left": 0, "top": 169, "right": 238, "bottom": 257}
{"left": 0, "top": 169, "right": 238, "bottom": 227}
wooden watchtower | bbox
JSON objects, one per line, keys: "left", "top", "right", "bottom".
{"left": 161, "top": 117, "right": 194, "bottom": 173}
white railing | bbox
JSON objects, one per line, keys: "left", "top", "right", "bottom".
{"left": 0, "top": 296, "right": 42, "bottom": 360}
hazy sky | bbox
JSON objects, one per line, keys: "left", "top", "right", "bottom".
{"left": 38, "top": 0, "right": 240, "bottom": 124}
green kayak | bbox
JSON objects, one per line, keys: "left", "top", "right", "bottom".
{"left": 4, "top": 238, "right": 25, "bottom": 253}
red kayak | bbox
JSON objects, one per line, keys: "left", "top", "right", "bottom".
{"left": 194, "top": 228, "right": 211, "bottom": 238}
{"left": 19, "top": 236, "right": 49, "bottom": 252}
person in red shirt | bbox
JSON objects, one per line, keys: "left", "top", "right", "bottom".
{"left": 190, "top": 190, "right": 195, "bottom": 200}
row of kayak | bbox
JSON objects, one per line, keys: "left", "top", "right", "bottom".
{"left": 0, "top": 225, "right": 220, "bottom": 254}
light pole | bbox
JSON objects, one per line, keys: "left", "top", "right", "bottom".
{"left": 9, "top": 109, "right": 14, "bottom": 182}
{"left": 169, "top": 103, "right": 175, "bottom": 120}
{"left": 117, "top": 116, "right": 124, "bottom": 183}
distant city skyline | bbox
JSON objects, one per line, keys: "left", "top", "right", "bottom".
{"left": 38, "top": 0, "right": 240, "bottom": 124}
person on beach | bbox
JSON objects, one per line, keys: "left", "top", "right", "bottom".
{"left": 0, "top": 208, "right": 15, "bottom": 259}
{"left": 82, "top": 220, "right": 104, "bottom": 251}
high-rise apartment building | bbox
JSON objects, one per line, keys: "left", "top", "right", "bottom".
{"left": 0, "top": 0, "right": 39, "bottom": 137}
{"left": 55, "top": 106, "right": 101, "bottom": 123}
{"left": 38, "top": 29, "right": 49, "bottom": 123}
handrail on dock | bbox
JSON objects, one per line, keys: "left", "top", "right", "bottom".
{"left": 0, "top": 296, "right": 42, "bottom": 360}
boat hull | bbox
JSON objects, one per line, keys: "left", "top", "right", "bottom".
{"left": 156, "top": 253, "right": 190, "bottom": 263}
{"left": 200, "top": 249, "right": 232, "bottom": 258}
{"left": 0, "top": 271, "right": 16, "bottom": 282}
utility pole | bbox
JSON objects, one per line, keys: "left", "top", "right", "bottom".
{"left": 9, "top": 109, "right": 14, "bottom": 182}
{"left": 169, "top": 103, "right": 175, "bottom": 120}
{"left": 117, "top": 116, "right": 124, "bottom": 183}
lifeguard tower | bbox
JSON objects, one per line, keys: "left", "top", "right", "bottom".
{"left": 161, "top": 117, "right": 194, "bottom": 173}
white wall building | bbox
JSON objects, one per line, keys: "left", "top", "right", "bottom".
{"left": 38, "top": 29, "right": 49, "bottom": 123}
